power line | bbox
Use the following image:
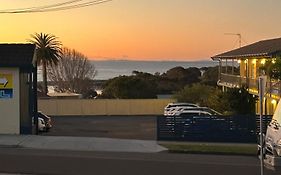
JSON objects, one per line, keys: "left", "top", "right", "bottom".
{"left": 0, "top": 0, "right": 83, "bottom": 12}
{"left": 0, "top": 0, "right": 112, "bottom": 14}
{"left": 0, "top": 0, "right": 111, "bottom": 13}
{"left": 33, "top": 0, "right": 112, "bottom": 12}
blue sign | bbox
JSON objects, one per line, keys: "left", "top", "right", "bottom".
{"left": 0, "top": 89, "right": 13, "bottom": 99}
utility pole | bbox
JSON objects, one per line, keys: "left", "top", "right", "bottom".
{"left": 224, "top": 33, "right": 242, "bottom": 48}
{"left": 259, "top": 76, "right": 267, "bottom": 175}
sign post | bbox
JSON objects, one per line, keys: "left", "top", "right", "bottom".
{"left": 259, "top": 76, "right": 267, "bottom": 175}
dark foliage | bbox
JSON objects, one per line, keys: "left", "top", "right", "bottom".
{"left": 173, "top": 84, "right": 256, "bottom": 115}
{"left": 200, "top": 66, "right": 219, "bottom": 86}
{"left": 101, "top": 75, "right": 157, "bottom": 99}
{"left": 260, "top": 55, "right": 281, "bottom": 80}
{"left": 225, "top": 87, "right": 257, "bottom": 115}
{"left": 101, "top": 66, "right": 204, "bottom": 99}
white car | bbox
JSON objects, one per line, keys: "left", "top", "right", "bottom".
{"left": 32, "top": 117, "right": 47, "bottom": 132}
{"left": 174, "top": 109, "right": 213, "bottom": 116}
{"left": 164, "top": 103, "right": 199, "bottom": 116}
{"left": 38, "top": 117, "right": 46, "bottom": 132}
{"left": 38, "top": 111, "right": 52, "bottom": 130}
{"left": 173, "top": 107, "right": 222, "bottom": 116}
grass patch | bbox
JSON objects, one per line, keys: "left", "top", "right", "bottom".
{"left": 161, "top": 143, "right": 257, "bottom": 156}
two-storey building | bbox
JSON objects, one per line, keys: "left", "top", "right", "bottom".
{"left": 212, "top": 37, "right": 281, "bottom": 115}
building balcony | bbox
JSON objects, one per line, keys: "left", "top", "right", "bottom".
{"left": 218, "top": 73, "right": 281, "bottom": 99}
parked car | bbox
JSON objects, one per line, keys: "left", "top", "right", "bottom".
{"left": 32, "top": 117, "right": 46, "bottom": 132}
{"left": 177, "top": 110, "right": 213, "bottom": 117}
{"left": 38, "top": 117, "right": 46, "bottom": 132}
{"left": 165, "top": 106, "right": 199, "bottom": 116}
{"left": 165, "top": 105, "right": 222, "bottom": 116}
{"left": 164, "top": 103, "right": 199, "bottom": 116}
{"left": 261, "top": 100, "right": 281, "bottom": 166}
{"left": 175, "top": 107, "right": 222, "bottom": 116}
{"left": 38, "top": 111, "right": 52, "bottom": 131}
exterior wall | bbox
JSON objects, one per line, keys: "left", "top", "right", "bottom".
{"left": 249, "top": 59, "right": 255, "bottom": 79}
{"left": 0, "top": 68, "right": 20, "bottom": 134}
{"left": 38, "top": 99, "right": 176, "bottom": 116}
{"left": 256, "top": 98, "right": 277, "bottom": 115}
{"left": 19, "top": 72, "right": 32, "bottom": 134}
{"left": 239, "top": 58, "right": 265, "bottom": 79}
{"left": 255, "top": 59, "right": 261, "bottom": 78}
{"left": 240, "top": 61, "right": 246, "bottom": 77}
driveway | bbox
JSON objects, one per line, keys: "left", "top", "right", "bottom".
{"left": 41, "top": 115, "right": 157, "bottom": 140}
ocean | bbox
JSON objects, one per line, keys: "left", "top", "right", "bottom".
{"left": 38, "top": 60, "right": 218, "bottom": 81}
{"left": 92, "top": 60, "right": 217, "bottom": 80}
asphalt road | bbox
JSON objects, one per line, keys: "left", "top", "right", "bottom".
{"left": 0, "top": 148, "right": 280, "bottom": 175}
{"left": 41, "top": 116, "right": 157, "bottom": 140}
{"left": 1, "top": 147, "right": 281, "bottom": 175}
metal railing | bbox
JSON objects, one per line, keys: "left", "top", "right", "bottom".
{"left": 218, "top": 73, "right": 281, "bottom": 97}
{"left": 219, "top": 74, "right": 241, "bottom": 87}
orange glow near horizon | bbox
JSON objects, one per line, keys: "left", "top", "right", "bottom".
{"left": 1, "top": 0, "right": 281, "bottom": 61}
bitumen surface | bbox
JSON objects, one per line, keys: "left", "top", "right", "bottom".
{"left": 0, "top": 134, "right": 167, "bottom": 153}
{"left": 41, "top": 116, "right": 157, "bottom": 140}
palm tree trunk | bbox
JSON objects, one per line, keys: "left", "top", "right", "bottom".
{"left": 42, "top": 59, "right": 48, "bottom": 96}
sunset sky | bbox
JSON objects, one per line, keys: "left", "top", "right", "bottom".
{"left": 0, "top": 0, "right": 280, "bottom": 61}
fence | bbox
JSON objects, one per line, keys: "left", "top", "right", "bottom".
{"left": 157, "top": 115, "right": 272, "bottom": 143}
{"left": 38, "top": 99, "right": 175, "bottom": 116}
{"left": 256, "top": 115, "right": 272, "bottom": 134}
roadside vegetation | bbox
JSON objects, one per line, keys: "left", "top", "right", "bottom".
{"left": 100, "top": 66, "right": 208, "bottom": 99}
{"left": 160, "top": 143, "right": 257, "bottom": 156}
{"left": 100, "top": 65, "right": 256, "bottom": 115}
{"left": 174, "top": 84, "right": 257, "bottom": 115}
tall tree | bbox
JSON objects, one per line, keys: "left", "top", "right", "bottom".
{"left": 29, "top": 33, "right": 62, "bottom": 96}
{"left": 47, "top": 47, "right": 97, "bottom": 98}
{"left": 173, "top": 83, "right": 215, "bottom": 106}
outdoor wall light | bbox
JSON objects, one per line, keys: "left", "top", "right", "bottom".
{"left": 237, "top": 59, "right": 241, "bottom": 63}
{"left": 252, "top": 59, "right": 256, "bottom": 64}
{"left": 272, "top": 58, "right": 276, "bottom": 64}
{"left": 261, "top": 59, "right": 266, "bottom": 64}
{"left": 271, "top": 99, "right": 277, "bottom": 104}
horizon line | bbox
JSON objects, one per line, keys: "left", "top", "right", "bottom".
{"left": 89, "top": 58, "right": 213, "bottom": 62}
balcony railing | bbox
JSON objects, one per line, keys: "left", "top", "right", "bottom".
{"left": 218, "top": 73, "right": 281, "bottom": 98}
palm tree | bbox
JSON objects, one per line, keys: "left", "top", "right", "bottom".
{"left": 29, "top": 33, "right": 62, "bottom": 96}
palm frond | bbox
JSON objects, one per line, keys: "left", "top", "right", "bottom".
{"left": 29, "top": 32, "right": 62, "bottom": 66}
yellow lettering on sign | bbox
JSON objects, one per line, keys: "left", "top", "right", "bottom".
{"left": 0, "top": 74, "right": 13, "bottom": 89}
